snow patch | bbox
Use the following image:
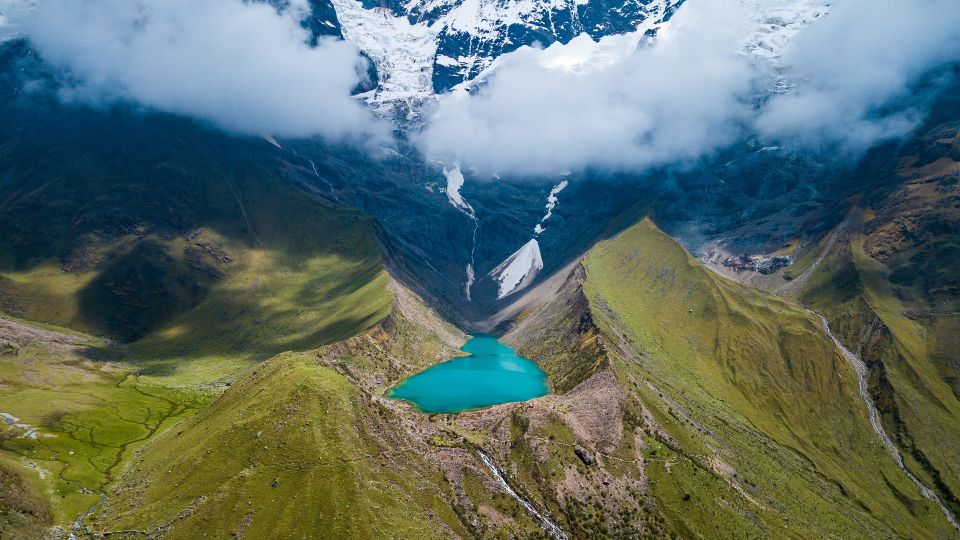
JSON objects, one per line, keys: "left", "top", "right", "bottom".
{"left": 442, "top": 164, "right": 474, "bottom": 215}
{"left": 464, "top": 263, "right": 475, "bottom": 301}
{"left": 740, "top": 0, "right": 830, "bottom": 67}
{"left": 489, "top": 238, "right": 544, "bottom": 298}
{"left": 436, "top": 54, "right": 459, "bottom": 67}
{"left": 534, "top": 179, "right": 568, "bottom": 234}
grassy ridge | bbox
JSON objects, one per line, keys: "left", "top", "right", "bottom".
{"left": 799, "top": 221, "right": 960, "bottom": 519}
{"left": 91, "top": 351, "right": 466, "bottom": 539}
{"left": 580, "top": 218, "right": 952, "bottom": 537}
{"left": 88, "top": 288, "right": 474, "bottom": 539}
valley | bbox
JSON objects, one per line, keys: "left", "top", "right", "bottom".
{"left": 0, "top": 1, "right": 959, "bottom": 538}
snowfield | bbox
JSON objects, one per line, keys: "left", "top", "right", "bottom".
{"left": 489, "top": 238, "right": 544, "bottom": 298}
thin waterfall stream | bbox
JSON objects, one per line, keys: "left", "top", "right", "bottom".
{"left": 818, "top": 314, "right": 959, "bottom": 532}
{"left": 477, "top": 450, "right": 569, "bottom": 540}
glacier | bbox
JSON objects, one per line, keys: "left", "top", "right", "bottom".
{"left": 489, "top": 238, "right": 544, "bottom": 299}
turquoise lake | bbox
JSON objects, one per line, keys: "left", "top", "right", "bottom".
{"left": 388, "top": 336, "right": 549, "bottom": 413}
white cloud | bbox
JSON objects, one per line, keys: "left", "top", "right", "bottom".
{"left": 416, "top": 0, "right": 761, "bottom": 176}
{"left": 756, "top": 0, "right": 960, "bottom": 154}
{"left": 416, "top": 0, "right": 960, "bottom": 176}
{"left": 20, "top": 0, "right": 388, "bottom": 142}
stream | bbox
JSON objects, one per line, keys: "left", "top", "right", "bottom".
{"left": 819, "top": 315, "right": 960, "bottom": 532}
{"left": 477, "top": 450, "right": 569, "bottom": 540}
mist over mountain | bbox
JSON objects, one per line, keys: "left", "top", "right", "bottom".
{"left": 1, "top": 0, "right": 959, "bottom": 538}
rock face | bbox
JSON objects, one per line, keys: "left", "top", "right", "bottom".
{"left": 410, "top": 0, "right": 685, "bottom": 92}
{"left": 321, "top": 0, "right": 683, "bottom": 107}
{"left": 721, "top": 254, "right": 793, "bottom": 275}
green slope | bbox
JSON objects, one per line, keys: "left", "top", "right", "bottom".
{"left": 90, "top": 351, "right": 465, "bottom": 539}
{"left": 576, "top": 218, "right": 951, "bottom": 537}
{"left": 85, "top": 281, "right": 471, "bottom": 538}
{"left": 0, "top": 316, "right": 213, "bottom": 530}
{"left": 797, "top": 220, "right": 960, "bottom": 522}
{"left": 0, "top": 112, "right": 392, "bottom": 384}
{"left": 788, "top": 119, "right": 960, "bottom": 520}
{"left": 0, "top": 111, "right": 399, "bottom": 536}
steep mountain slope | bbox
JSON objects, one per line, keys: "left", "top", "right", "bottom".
{"left": 693, "top": 95, "right": 960, "bottom": 523}
{"left": 0, "top": 42, "right": 392, "bottom": 383}
{"left": 89, "top": 329, "right": 466, "bottom": 538}
{"left": 582, "top": 218, "right": 953, "bottom": 536}
{"left": 0, "top": 39, "right": 403, "bottom": 537}
{"left": 482, "top": 218, "right": 956, "bottom": 538}
{"left": 785, "top": 120, "right": 960, "bottom": 520}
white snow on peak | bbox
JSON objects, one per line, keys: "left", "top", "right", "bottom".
{"left": 442, "top": 164, "right": 475, "bottom": 215}
{"left": 445, "top": 0, "right": 826, "bottom": 97}
{"left": 740, "top": 0, "right": 830, "bottom": 65}
{"left": 435, "top": 54, "right": 460, "bottom": 67}
{"left": 329, "top": 0, "right": 683, "bottom": 108}
{"left": 330, "top": 0, "right": 439, "bottom": 111}
{"left": 451, "top": 4, "right": 670, "bottom": 94}
{"left": 489, "top": 238, "right": 544, "bottom": 298}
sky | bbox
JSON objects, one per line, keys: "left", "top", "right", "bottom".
{"left": 10, "top": 0, "right": 960, "bottom": 174}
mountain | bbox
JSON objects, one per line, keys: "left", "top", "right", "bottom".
{"left": 1, "top": 2, "right": 960, "bottom": 539}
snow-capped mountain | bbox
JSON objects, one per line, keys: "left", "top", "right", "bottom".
{"left": 401, "top": 0, "right": 685, "bottom": 92}
{"left": 313, "top": 0, "right": 683, "bottom": 112}
{"left": 302, "top": 0, "right": 831, "bottom": 117}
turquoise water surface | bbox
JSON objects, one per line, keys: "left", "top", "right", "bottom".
{"left": 387, "top": 336, "right": 549, "bottom": 413}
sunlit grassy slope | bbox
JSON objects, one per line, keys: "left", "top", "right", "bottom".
{"left": 579, "top": 218, "right": 953, "bottom": 538}
{"left": 85, "top": 283, "right": 470, "bottom": 539}
{"left": 799, "top": 221, "right": 960, "bottom": 520}
{"left": 91, "top": 351, "right": 465, "bottom": 539}
{"left": 0, "top": 131, "right": 391, "bottom": 384}
{"left": 0, "top": 179, "right": 396, "bottom": 536}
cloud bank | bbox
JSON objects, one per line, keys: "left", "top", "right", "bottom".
{"left": 416, "top": 0, "right": 761, "bottom": 176}
{"left": 21, "top": 0, "right": 387, "bottom": 142}
{"left": 417, "top": 0, "right": 960, "bottom": 176}
{"left": 757, "top": 0, "right": 960, "bottom": 154}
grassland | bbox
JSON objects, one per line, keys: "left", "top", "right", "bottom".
{"left": 89, "top": 350, "right": 467, "bottom": 539}
{"left": 0, "top": 117, "right": 401, "bottom": 537}
{"left": 798, "top": 219, "right": 960, "bottom": 520}
{"left": 579, "top": 218, "right": 954, "bottom": 537}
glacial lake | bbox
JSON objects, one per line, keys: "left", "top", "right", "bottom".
{"left": 387, "top": 336, "right": 549, "bottom": 413}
